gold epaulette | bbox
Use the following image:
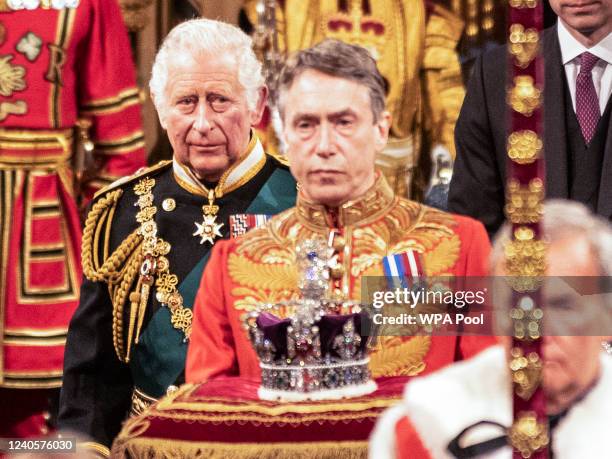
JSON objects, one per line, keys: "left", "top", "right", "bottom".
{"left": 83, "top": 161, "right": 172, "bottom": 282}
{"left": 93, "top": 160, "right": 172, "bottom": 199}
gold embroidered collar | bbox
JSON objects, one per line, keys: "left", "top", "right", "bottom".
{"left": 296, "top": 174, "right": 396, "bottom": 229}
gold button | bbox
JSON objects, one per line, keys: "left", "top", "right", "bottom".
{"left": 166, "top": 385, "right": 179, "bottom": 395}
{"left": 162, "top": 198, "right": 176, "bottom": 211}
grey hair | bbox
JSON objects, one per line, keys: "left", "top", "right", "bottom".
{"left": 149, "top": 18, "right": 264, "bottom": 123}
{"left": 276, "top": 39, "right": 386, "bottom": 121}
{"left": 491, "top": 199, "right": 612, "bottom": 276}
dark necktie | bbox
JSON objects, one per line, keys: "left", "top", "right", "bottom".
{"left": 576, "top": 52, "right": 601, "bottom": 144}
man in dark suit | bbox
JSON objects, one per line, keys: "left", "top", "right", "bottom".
{"left": 449, "top": 0, "right": 612, "bottom": 239}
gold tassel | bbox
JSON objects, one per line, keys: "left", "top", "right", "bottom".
{"left": 134, "top": 281, "right": 151, "bottom": 344}
{"left": 125, "top": 277, "right": 143, "bottom": 362}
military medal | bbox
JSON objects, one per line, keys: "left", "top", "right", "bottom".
{"left": 193, "top": 189, "right": 224, "bottom": 244}
{"left": 382, "top": 250, "right": 424, "bottom": 290}
{"left": 229, "top": 214, "right": 271, "bottom": 238}
{"left": 171, "top": 136, "right": 266, "bottom": 244}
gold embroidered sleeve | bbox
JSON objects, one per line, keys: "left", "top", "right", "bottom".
{"left": 422, "top": 4, "right": 465, "bottom": 159}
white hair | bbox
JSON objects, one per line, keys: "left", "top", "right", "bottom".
{"left": 149, "top": 18, "right": 264, "bottom": 122}
{"left": 492, "top": 199, "right": 612, "bottom": 276}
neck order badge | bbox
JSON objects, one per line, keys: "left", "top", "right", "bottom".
{"left": 174, "top": 135, "right": 267, "bottom": 245}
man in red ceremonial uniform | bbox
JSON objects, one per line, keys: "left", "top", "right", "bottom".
{"left": 0, "top": 0, "right": 145, "bottom": 437}
{"left": 370, "top": 201, "right": 612, "bottom": 458}
{"left": 186, "top": 40, "right": 494, "bottom": 385}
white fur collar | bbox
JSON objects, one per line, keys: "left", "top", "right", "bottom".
{"left": 371, "top": 345, "right": 612, "bottom": 458}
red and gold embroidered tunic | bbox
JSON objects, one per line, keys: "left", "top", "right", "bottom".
{"left": 186, "top": 176, "right": 495, "bottom": 384}
{"left": 0, "top": 0, "right": 145, "bottom": 389}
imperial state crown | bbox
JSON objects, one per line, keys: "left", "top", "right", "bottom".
{"left": 244, "top": 239, "right": 377, "bottom": 401}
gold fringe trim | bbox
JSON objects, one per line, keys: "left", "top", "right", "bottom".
{"left": 112, "top": 438, "right": 367, "bottom": 459}
{"left": 79, "top": 441, "right": 110, "bottom": 458}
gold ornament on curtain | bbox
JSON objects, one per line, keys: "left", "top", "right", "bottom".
{"left": 464, "top": 0, "right": 478, "bottom": 39}
{"left": 451, "top": 0, "right": 500, "bottom": 45}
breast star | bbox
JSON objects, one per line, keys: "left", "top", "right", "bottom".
{"left": 193, "top": 214, "right": 224, "bottom": 245}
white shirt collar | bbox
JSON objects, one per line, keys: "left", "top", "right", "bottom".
{"left": 558, "top": 19, "right": 612, "bottom": 66}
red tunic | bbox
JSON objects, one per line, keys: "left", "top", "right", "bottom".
{"left": 395, "top": 416, "right": 433, "bottom": 459}
{"left": 186, "top": 176, "right": 495, "bottom": 384}
{"left": 0, "top": 0, "right": 145, "bottom": 391}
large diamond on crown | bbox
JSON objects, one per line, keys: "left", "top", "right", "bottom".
{"left": 244, "top": 239, "right": 377, "bottom": 401}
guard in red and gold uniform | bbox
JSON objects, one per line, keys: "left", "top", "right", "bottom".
{"left": 0, "top": 0, "right": 145, "bottom": 437}
{"left": 186, "top": 40, "right": 494, "bottom": 387}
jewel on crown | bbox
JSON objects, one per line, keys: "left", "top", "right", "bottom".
{"left": 244, "top": 238, "right": 377, "bottom": 401}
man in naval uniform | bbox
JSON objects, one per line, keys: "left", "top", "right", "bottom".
{"left": 57, "top": 18, "right": 296, "bottom": 455}
{"left": 186, "top": 40, "right": 495, "bottom": 387}
{"left": 370, "top": 200, "right": 612, "bottom": 458}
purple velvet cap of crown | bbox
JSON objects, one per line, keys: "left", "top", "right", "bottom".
{"left": 255, "top": 311, "right": 369, "bottom": 361}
